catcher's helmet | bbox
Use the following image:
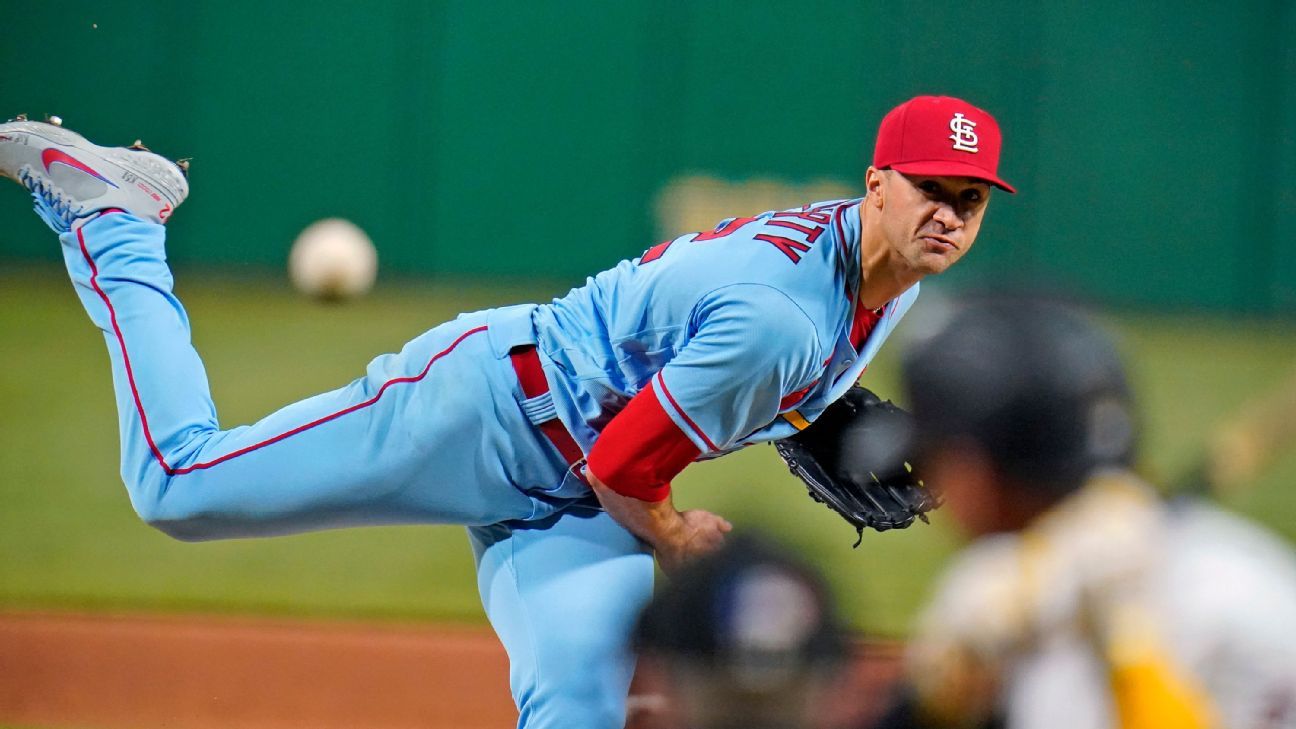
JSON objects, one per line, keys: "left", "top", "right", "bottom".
{"left": 901, "top": 295, "right": 1136, "bottom": 495}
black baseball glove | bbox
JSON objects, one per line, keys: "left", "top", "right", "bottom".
{"left": 774, "top": 386, "right": 939, "bottom": 546}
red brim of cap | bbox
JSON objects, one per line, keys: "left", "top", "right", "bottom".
{"left": 889, "top": 160, "right": 1016, "bottom": 194}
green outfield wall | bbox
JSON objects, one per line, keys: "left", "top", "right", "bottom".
{"left": 2, "top": 1, "right": 1293, "bottom": 313}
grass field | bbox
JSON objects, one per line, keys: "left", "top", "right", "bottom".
{"left": 2, "top": 262, "right": 1294, "bottom": 637}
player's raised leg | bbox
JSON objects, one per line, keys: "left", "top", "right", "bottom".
{"left": 0, "top": 118, "right": 549, "bottom": 537}
{"left": 470, "top": 507, "right": 654, "bottom": 729}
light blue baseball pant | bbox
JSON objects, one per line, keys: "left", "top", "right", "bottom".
{"left": 58, "top": 212, "right": 654, "bottom": 729}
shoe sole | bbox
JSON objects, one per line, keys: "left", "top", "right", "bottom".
{"left": 0, "top": 120, "right": 188, "bottom": 209}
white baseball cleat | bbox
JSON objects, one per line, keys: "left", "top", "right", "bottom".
{"left": 0, "top": 115, "right": 189, "bottom": 231}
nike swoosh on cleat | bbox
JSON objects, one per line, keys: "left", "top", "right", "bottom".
{"left": 42, "top": 148, "right": 118, "bottom": 188}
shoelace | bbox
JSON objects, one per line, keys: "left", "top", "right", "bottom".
{"left": 18, "top": 166, "right": 84, "bottom": 233}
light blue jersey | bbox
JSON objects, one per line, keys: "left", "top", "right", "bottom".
{"left": 12, "top": 95, "right": 1004, "bottom": 729}
{"left": 52, "top": 201, "right": 916, "bottom": 729}
{"left": 532, "top": 198, "right": 918, "bottom": 455}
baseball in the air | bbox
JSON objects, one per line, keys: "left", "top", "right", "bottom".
{"left": 288, "top": 218, "right": 378, "bottom": 301}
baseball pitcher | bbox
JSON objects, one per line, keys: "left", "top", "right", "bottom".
{"left": 0, "top": 95, "right": 1013, "bottom": 729}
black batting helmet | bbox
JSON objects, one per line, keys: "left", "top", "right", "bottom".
{"left": 900, "top": 294, "right": 1137, "bottom": 496}
{"left": 633, "top": 532, "right": 848, "bottom": 678}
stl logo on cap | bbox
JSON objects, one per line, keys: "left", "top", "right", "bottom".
{"left": 949, "top": 112, "right": 979, "bottom": 153}
{"left": 873, "top": 95, "right": 1015, "bottom": 192}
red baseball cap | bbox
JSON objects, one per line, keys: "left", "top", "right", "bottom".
{"left": 873, "top": 95, "right": 1015, "bottom": 193}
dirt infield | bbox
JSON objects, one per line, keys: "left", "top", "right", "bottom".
{"left": 0, "top": 611, "right": 902, "bottom": 729}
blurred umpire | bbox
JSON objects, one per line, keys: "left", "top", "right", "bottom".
{"left": 866, "top": 295, "right": 1296, "bottom": 729}
{"left": 632, "top": 533, "right": 851, "bottom": 729}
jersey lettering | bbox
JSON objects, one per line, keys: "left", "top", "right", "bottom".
{"left": 638, "top": 239, "right": 674, "bottom": 264}
{"left": 644, "top": 203, "right": 838, "bottom": 267}
{"left": 773, "top": 209, "right": 833, "bottom": 225}
{"left": 754, "top": 212, "right": 828, "bottom": 263}
{"left": 754, "top": 233, "right": 812, "bottom": 263}
{"left": 767, "top": 218, "right": 826, "bottom": 243}
{"left": 692, "top": 216, "right": 759, "bottom": 242}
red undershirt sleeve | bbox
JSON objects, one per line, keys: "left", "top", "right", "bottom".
{"left": 585, "top": 380, "right": 701, "bottom": 502}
